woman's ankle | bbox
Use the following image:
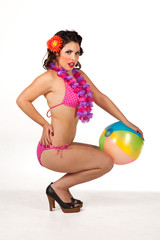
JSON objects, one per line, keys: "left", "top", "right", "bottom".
{"left": 51, "top": 182, "right": 73, "bottom": 199}
{"left": 51, "top": 181, "right": 68, "bottom": 191}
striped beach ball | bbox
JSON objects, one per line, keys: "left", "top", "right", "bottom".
{"left": 99, "top": 121, "right": 144, "bottom": 165}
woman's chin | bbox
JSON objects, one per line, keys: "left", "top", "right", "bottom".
{"left": 66, "top": 66, "right": 74, "bottom": 72}
{"left": 58, "top": 63, "right": 75, "bottom": 72}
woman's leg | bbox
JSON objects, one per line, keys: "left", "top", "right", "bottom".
{"left": 41, "top": 143, "right": 114, "bottom": 203}
{"left": 72, "top": 141, "right": 100, "bottom": 150}
{"left": 56, "top": 139, "right": 100, "bottom": 200}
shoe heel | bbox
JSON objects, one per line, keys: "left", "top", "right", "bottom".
{"left": 46, "top": 183, "right": 80, "bottom": 213}
{"left": 47, "top": 195, "right": 55, "bottom": 211}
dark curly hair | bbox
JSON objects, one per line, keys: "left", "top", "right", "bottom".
{"left": 43, "top": 30, "right": 84, "bottom": 70}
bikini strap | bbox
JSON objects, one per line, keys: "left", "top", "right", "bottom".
{"left": 46, "top": 103, "right": 63, "bottom": 118}
{"left": 46, "top": 81, "right": 66, "bottom": 118}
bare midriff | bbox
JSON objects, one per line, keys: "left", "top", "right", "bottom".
{"left": 49, "top": 105, "right": 79, "bottom": 147}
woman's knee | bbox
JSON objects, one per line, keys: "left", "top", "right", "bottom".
{"left": 99, "top": 154, "right": 114, "bottom": 173}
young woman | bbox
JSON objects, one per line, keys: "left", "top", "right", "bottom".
{"left": 16, "top": 30, "right": 144, "bottom": 213}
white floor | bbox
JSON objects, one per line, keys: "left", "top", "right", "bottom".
{"left": 1, "top": 189, "right": 160, "bottom": 240}
{"left": 1, "top": 140, "right": 160, "bottom": 239}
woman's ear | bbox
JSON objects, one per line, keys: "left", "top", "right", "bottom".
{"left": 55, "top": 52, "right": 60, "bottom": 62}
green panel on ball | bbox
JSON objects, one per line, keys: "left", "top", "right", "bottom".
{"left": 110, "top": 131, "right": 144, "bottom": 159}
{"left": 99, "top": 135, "right": 106, "bottom": 152}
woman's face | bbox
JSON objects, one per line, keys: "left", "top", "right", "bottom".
{"left": 56, "top": 41, "right": 81, "bottom": 72}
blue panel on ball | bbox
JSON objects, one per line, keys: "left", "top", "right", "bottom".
{"left": 105, "top": 121, "right": 143, "bottom": 140}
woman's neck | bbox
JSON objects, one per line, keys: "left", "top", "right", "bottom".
{"left": 66, "top": 70, "right": 72, "bottom": 75}
{"left": 55, "top": 62, "right": 73, "bottom": 75}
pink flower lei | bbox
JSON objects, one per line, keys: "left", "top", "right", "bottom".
{"left": 48, "top": 62, "right": 94, "bottom": 123}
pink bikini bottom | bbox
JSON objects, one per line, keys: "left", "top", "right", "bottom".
{"left": 36, "top": 141, "right": 71, "bottom": 166}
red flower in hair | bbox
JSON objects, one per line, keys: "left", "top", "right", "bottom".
{"left": 47, "top": 35, "right": 63, "bottom": 53}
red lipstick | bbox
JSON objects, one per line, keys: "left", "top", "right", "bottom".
{"left": 68, "top": 62, "right": 75, "bottom": 68}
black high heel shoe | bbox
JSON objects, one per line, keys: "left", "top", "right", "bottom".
{"left": 46, "top": 183, "right": 80, "bottom": 213}
{"left": 50, "top": 182, "right": 83, "bottom": 208}
{"left": 71, "top": 198, "right": 83, "bottom": 208}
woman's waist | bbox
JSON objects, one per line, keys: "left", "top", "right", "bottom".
{"left": 49, "top": 119, "right": 77, "bottom": 145}
{"left": 50, "top": 137, "right": 73, "bottom": 147}
{"left": 50, "top": 129, "right": 76, "bottom": 146}
{"left": 51, "top": 119, "right": 77, "bottom": 133}
{"left": 51, "top": 115, "right": 79, "bottom": 124}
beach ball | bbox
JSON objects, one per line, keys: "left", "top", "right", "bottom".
{"left": 99, "top": 121, "right": 144, "bottom": 165}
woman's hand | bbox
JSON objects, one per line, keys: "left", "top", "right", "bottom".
{"left": 124, "top": 121, "right": 144, "bottom": 141}
{"left": 40, "top": 123, "right": 54, "bottom": 147}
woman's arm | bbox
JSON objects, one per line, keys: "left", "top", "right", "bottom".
{"left": 16, "top": 99, "right": 48, "bottom": 127}
{"left": 96, "top": 93, "right": 129, "bottom": 124}
{"left": 16, "top": 71, "right": 53, "bottom": 127}
{"left": 80, "top": 70, "right": 128, "bottom": 123}
{"left": 80, "top": 70, "right": 144, "bottom": 140}
{"left": 16, "top": 71, "right": 55, "bottom": 146}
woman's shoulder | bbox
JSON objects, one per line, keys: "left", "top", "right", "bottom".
{"left": 78, "top": 69, "right": 91, "bottom": 83}
{"left": 28, "top": 69, "right": 58, "bottom": 94}
{"left": 78, "top": 69, "right": 85, "bottom": 75}
{"left": 78, "top": 68, "right": 102, "bottom": 99}
{"left": 38, "top": 69, "right": 57, "bottom": 82}
{"left": 33, "top": 69, "right": 60, "bottom": 88}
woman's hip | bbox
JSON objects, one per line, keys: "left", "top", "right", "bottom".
{"left": 36, "top": 141, "right": 71, "bottom": 166}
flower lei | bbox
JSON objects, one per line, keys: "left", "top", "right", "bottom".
{"left": 49, "top": 62, "right": 94, "bottom": 123}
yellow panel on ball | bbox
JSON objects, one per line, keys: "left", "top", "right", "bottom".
{"left": 104, "top": 136, "right": 135, "bottom": 165}
{"left": 110, "top": 131, "right": 143, "bottom": 160}
{"left": 99, "top": 121, "right": 144, "bottom": 165}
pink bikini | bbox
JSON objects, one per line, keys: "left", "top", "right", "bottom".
{"left": 46, "top": 80, "right": 80, "bottom": 118}
{"left": 37, "top": 63, "right": 94, "bottom": 166}
{"left": 36, "top": 79, "right": 80, "bottom": 166}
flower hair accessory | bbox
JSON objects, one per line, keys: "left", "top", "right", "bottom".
{"left": 47, "top": 35, "right": 63, "bottom": 53}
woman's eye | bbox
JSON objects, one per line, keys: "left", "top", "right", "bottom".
{"left": 66, "top": 51, "right": 72, "bottom": 54}
{"left": 66, "top": 51, "right": 80, "bottom": 55}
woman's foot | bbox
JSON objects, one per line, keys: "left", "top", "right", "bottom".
{"left": 46, "top": 183, "right": 80, "bottom": 213}
{"left": 50, "top": 183, "right": 79, "bottom": 207}
{"left": 70, "top": 197, "right": 83, "bottom": 208}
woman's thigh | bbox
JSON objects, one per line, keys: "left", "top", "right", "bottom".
{"left": 72, "top": 141, "right": 100, "bottom": 150}
{"left": 40, "top": 142, "right": 113, "bottom": 173}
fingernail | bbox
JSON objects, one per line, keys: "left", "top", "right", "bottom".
{"left": 51, "top": 132, "right": 54, "bottom": 136}
{"left": 137, "top": 131, "right": 139, "bottom": 133}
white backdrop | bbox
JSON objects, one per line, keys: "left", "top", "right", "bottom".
{"left": 0, "top": 0, "right": 160, "bottom": 192}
